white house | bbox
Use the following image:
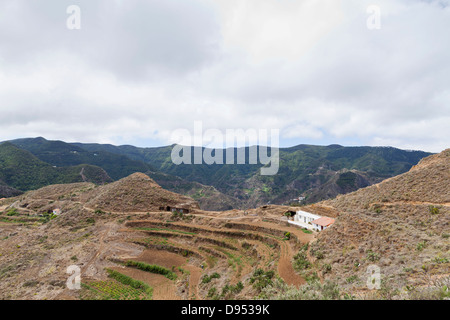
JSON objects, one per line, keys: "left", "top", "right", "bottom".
{"left": 311, "top": 216, "right": 335, "bottom": 231}
{"left": 294, "top": 210, "right": 321, "bottom": 224}
{"left": 288, "top": 210, "right": 335, "bottom": 232}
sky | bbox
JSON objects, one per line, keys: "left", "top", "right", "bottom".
{"left": 0, "top": 0, "right": 449, "bottom": 152}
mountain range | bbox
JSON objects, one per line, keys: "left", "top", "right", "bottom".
{"left": 0, "top": 137, "right": 433, "bottom": 210}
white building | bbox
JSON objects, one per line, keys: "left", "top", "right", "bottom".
{"left": 311, "top": 217, "right": 335, "bottom": 231}
{"left": 294, "top": 210, "right": 321, "bottom": 225}
{"left": 288, "top": 210, "right": 335, "bottom": 232}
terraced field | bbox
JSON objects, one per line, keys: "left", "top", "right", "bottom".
{"left": 86, "top": 210, "right": 316, "bottom": 300}
{"left": 0, "top": 173, "right": 316, "bottom": 300}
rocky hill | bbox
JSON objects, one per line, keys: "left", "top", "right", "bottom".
{"left": 83, "top": 172, "right": 199, "bottom": 213}
{"left": 306, "top": 149, "right": 450, "bottom": 298}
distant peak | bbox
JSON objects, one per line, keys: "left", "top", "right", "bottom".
{"left": 125, "top": 172, "right": 154, "bottom": 181}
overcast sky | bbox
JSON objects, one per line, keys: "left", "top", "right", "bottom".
{"left": 0, "top": 0, "right": 449, "bottom": 152}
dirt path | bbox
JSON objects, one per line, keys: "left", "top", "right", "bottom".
{"left": 82, "top": 222, "right": 114, "bottom": 275}
{"left": 80, "top": 167, "right": 87, "bottom": 182}
{"left": 381, "top": 200, "right": 450, "bottom": 207}
{"left": 184, "top": 265, "right": 202, "bottom": 300}
{"left": 277, "top": 241, "right": 305, "bottom": 288}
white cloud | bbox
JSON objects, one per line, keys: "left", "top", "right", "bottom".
{"left": 0, "top": 0, "right": 449, "bottom": 153}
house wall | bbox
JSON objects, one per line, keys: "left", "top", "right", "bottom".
{"left": 294, "top": 210, "right": 321, "bottom": 224}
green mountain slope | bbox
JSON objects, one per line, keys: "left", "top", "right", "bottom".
{"left": 73, "top": 142, "right": 433, "bottom": 208}
{"left": 0, "top": 142, "right": 112, "bottom": 191}
{"left": 11, "top": 137, "right": 154, "bottom": 180}
{"left": 0, "top": 178, "right": 23, "bottom": 198}
{"left": 4, "top": 137, "right": 432, "bottom": 209}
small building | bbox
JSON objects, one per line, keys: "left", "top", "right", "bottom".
{"left": 311, "top": 217, "right": 335, "bottom": 231}
{"left": 294, "top": 210, "right": 321, "bottom": 225}
{"left": 287, "top": 209, "right": 335, "bottom": 232}
{"left": 53, "top": 209, "right": 61, "bottom": 216}
{"left": 159, "top": 206, "right": 190, "bottom": 214}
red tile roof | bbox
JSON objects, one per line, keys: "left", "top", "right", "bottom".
{"left": 311, "top": 217, "right": 335, "bottom": 227}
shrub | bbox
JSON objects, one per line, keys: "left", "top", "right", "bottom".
{"left": 207, "top": 287, "right": 218, "bottom": 299}
{"left": 222, "top": 281, "right": 244, "bottom": 296}
{"left": 202, "top": 272, "right": 221, "bottom": 284}
{"left": 428, "top": 205, "right": 440, "bottom": 215}
{"left": 432, "top": 257, "right": 449, "bottom": 264}
{"left": 241, "top": 242, "right": 252, "bottom": 250}
{"left": 366, "top": 250, "right": 380, "bottom": 262}
{"left": 293, "top": 244, "right": 311, "bottom": 271}
{"left": 322, "top": 264, "right": 332, "bottom": 274}
{"left": 250, "top": 269, "right": 275, "bottom": 292}
{"left": 6, "top": 208, "right": 19, "bottom": 216}
{"left": 125, "top": 261, "right": 177, "bottom": 280}
{"left": 105, "top": 269, "right": 153, "bottom": 297}
{"left": 258, "top": 278, "right": 341, "bottom": 300}
{"left": 416, "top": 241, "right": 427, "bottom": 251}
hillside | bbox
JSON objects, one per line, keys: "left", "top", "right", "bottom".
{"left": 147, "top": 171, "right": 240, "bottom": 211}
{"left": 301, "top": 149, "right": 450, "bottom": 298}
{"left": 5, "top": 138, "right": 432, "bottom": 211}
{"left": 0, "top": 142, "right": 112, "bottom": 191}
{"left": 74, "top": 142, "right": 432, "bottom": 208}
{"left": 10, "top": 137, "right": 153, "bottom": 180}
{"left": 0, "top": 179, "right": 23, "bottom": 198}
{"left": 9, "top": 138, "right": 236, "bottom": 210}
{"left": 302, "top": 169, "right": 372, "bottom": 204}
{"left": 0, "top": 155, "right": 447, "bottom": 300}
{"left": 0, "top": 173, "right": 313, "bottom": 301}
{"left": 83, "top": 172, "right": 200, "bottom": 213}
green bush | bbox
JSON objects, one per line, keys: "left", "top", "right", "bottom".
{"left": 366, "top": 250, "right": 380, "bottom": 262}
{"left": 6, "top": 208, "right": 19, "bottom": 216}
{"left": 346, "top": 275, "right": 358, "bottom": 284}
{"left": 293, "top": 244, "right": 311, "bottom": 271}
{"left": 416, "top": 241, "right": 427, "bottom": 251}
{"left": 105, "top": 269, "right": 153, "bottom": 297}
{"left": 322, "top": 264, "right": 332, "bottom": 274}
{"left": 250, "top": 269, "right": 275, "bottom": 292}
{"left": 207, "top": 287, "right": 218, "bottom": 299}
{"left": 202, "top": 272, "right": 221, "bottom": 284}
{"left": 428, "top": 205, "right": 440, "bottom": 215}
{"left": 125, "top": 261, "right": 177, "bottom": 280}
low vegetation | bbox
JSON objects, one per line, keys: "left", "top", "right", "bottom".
{"left": 124, "top": 260, "right": 177, "bottom": 280}
{"left": 105, "top": 269, "right": 153, "bottom": 298}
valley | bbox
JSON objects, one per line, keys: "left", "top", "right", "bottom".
{"left": 0, "top": 143, "right": 447, "bottom": 301}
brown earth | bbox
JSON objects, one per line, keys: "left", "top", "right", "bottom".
{"left": 308, "top": 149, "right": 450, "bottom": 297}
{"left": 2, "top": 148, "right": 448, "bottom": 301}
{"left": 0, "top": 172, "right": 314, "bottom": 300}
